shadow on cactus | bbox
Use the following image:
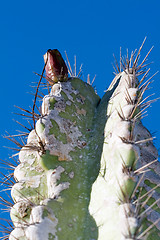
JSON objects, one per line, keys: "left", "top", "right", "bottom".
{"left": 0, "top": 38, "right": 160, "bottom": 240}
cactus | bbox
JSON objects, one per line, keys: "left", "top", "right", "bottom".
{"left": 1, "top": 41, "right": 160, "bottom": 240}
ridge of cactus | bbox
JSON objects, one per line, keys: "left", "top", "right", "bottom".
{"left": 0, "top": 39, "right": 160, "bottom": 240}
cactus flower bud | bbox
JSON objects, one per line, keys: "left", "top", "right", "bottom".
{"left": 44, "top": 49, "right": 68, "bottom": 84}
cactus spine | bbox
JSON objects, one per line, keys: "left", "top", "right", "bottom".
{"left": 1, "top": 42, "right": 160, "bottom": 240}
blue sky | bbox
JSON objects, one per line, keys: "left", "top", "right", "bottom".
{"left": 0, "top": 0, "right": 160, "bottom": 236}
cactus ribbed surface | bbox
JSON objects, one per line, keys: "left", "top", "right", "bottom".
{"left": 89, "top": 70, "right": 160, "bottom": 240}
{"left": 10, "top": 78, "right": 100, "bottom": 240}
{"left": 2, "top": 45, "right": 160, "bottom": 240}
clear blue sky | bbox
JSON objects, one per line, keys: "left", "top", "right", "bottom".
{"left": 0, "top": 0, "right": 160, "bottom": 236}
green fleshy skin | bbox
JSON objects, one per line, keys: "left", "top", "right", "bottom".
{"left": 39, "top": 151, "right": 59, "bottom": 170}
{"left": 119, "top": 178, "right": 136, "bottom": 200}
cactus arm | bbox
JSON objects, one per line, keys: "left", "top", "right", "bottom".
{"left": 89, "top": 69, "right": 160, "bottom": 240}
{"left": 10, "top": 78, "right": 101, "bottom": 240}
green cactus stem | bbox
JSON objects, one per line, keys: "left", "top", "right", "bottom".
{"left": 89, "top": 68, "right": 160, "bottom": 240}
{"left": 3, "top": 44, "right": 160, "bottom": 240}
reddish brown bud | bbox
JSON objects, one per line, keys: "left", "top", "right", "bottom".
{"left": 44, "top": 49, "right": 68, "bottom": 84}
